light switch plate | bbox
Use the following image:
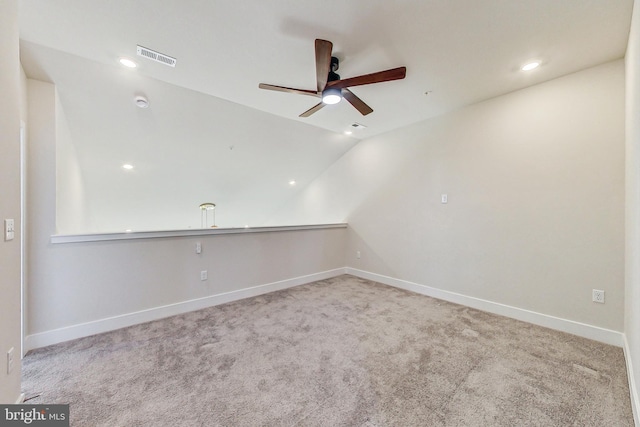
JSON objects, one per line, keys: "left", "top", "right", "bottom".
{"left": 7, "top": 347, "right": 14, "bottom": 374}
{"left": 4, "top": 219, "right": 14, "bottom": 241}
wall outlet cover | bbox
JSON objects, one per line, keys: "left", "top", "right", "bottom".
{"left": 592, "top": 289, "right": 605, "bottom": 304}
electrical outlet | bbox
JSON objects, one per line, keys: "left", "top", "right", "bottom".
{"left": 441, "top": 194, "right": 448, "bottom": 204}
{"left": 196, "top": 242, "right": 202, "bottom": 254}
{"left": 7, "top": 347, "right": 14, "bottom": 375}
{"left": 592, "top": 289, "right": 605, "bottom": 304}
{"left": 200, "top": 270, "right": 208, "bottom": 281}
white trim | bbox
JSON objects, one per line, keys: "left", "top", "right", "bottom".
{"left": 24, "top": 267, "right": 347, "bottom": 351}
{"left": 346, "top": 268, "right": 624, "bottom": 347}
{"left": 20, "top": 120, "right": 26, "bottom": 359}
{"left": 51, "top": 223, "right": 347, "bottom": 244}
{"left": 623, "top": 335, "right": 640, "bottom": 426}
{"left": 15, "top": 393, "right": 25, "bottom": 404}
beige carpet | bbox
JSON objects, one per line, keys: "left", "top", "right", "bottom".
{"left": 22, "top": 275, "right": 633, "bottom": 426}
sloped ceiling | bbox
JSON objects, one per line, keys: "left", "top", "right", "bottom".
{"left": 20, "top": 0, "right": 633, "bottom": 138}
{"left": 18, "top": 0, "right": 634, "bottom": 232}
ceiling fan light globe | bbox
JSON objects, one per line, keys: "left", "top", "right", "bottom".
{"left": 322, "top": 87, "right": 342, "bottom": 105}
{"left": 323, "top": 94, "right": 341, "bottom": 104}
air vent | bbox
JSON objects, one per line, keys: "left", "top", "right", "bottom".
{"left": 136, "top": 45, "right": 176, "bottom": 67}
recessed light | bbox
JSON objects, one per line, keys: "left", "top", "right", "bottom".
{"left": 122, "top": 164, "right": 134, "bottom": 170}
{"left": 344, "top": 130, "right": 353, "bottom": 135}
{"left": 521, "top": 61, "right": 540, "bottom": 71}
{"left": 289, "top": 180, "right": 296, "bottom": 186}
{"left": 119, "top": 57, "right": 137, "bottom": 68}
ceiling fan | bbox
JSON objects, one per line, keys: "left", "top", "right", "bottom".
{"left": 259, "top": 39, "right": 407, "bottom": 118}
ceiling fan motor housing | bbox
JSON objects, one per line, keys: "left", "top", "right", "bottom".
{"left": 329, "top": 56, "right": 340, "bottom": 81}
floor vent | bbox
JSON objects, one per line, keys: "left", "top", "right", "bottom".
{"left": 136, "top": 45, "right": 176, "bottom": 67}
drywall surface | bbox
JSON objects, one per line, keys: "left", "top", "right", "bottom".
{"left": 26, "top": 85, "right": 346, "bottom": 339}
{"left": 625, "top": 0, "right": 640, "bottom": 421}
{"left": 55, "top": 93, "right": 88, "bottom": 233}
{"left": 0, "top": 0, "right": 22, "bottom": 404}
{"left": 272, "top": 60, "right": 625, "bottom": 332}
{"left": 348, "top": 61, "right": 625, "bottom": 332}
{"left": 26, "top": 228, "right": 346, "bottom": 337}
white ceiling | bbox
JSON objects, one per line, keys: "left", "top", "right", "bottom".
{"left": 17, "top": 0, "right": 634, "bottom": 232}
{"left": 19, "top": 0, "right": 633, "bottom": 139}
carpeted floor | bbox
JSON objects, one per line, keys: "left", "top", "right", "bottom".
{"left": 22, "top": 275, "right": 633, "bottom": 426}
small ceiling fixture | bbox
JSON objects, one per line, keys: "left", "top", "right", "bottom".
{"left": 134, "top": 95, "right": 149, "bottom": 108}
{"left": 521, "top": 61, "right": 540, "bottom": 71}
{"left": 344, "top": 130, "right": 353, "bottom": 135}
{"left": 199, "top": 203, "right": 217, "bottom": 228}
{"left": 119, "top": 57, "right": 137, "bottom": 68}
{"left": 289, "top": 180, "right": 296, "bottom": 186}
{"left": 322, "top": 87, "right": 342, "bottom": 105}
{"left": 122, "top": 164, "right": 134, "bottom": 170}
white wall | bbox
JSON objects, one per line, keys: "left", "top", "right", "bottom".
{"left": 26, "top": 227, "right": 346, "bottom": 339}
{"left": 625, "top": 0, "right": 640, "bottom": 421}
{"left": 271, "top": 60, "right": 625, "bottom": 333}
{"left": 0, "top": 0, "right": 22, "bottom": 404}
{"left": 26, "top": 82, "right": 346, "bottom": 343}
{"left": 55, "top": 94, "right": 89, "bottom": 233}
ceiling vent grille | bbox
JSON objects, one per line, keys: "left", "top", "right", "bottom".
{"left": 136, "top": 45, "right": 176, "bottom": 67}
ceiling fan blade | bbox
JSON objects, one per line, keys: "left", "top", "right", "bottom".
{"left": 342, "top": 89, "right": 373, "bottom": 116}
{"left": 327, "top": 66, "right": 407, "bottom": 90}
{"left": 299, "top": 102, "right": 326, "bottom": 118}
{"left": 259, "top": 83, "right": 320, "bottom": 98}
{"left": 315, "top": 39, "right": 333, "bottom": 92}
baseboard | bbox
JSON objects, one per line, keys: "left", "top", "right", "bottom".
{"left": 24, "top": 267, "right": 347, "bottom": 352}
{"left": 623, "top": 335, "right": 640, "bottom": 426}
{"left": 15, "top": 393, "right": 25, "bottom": 404}
{"left": 24, "top": 265, "right": 624, "bottom": 350}
{"left": 346, "top": 268, "right": 624, "bottom": 347}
